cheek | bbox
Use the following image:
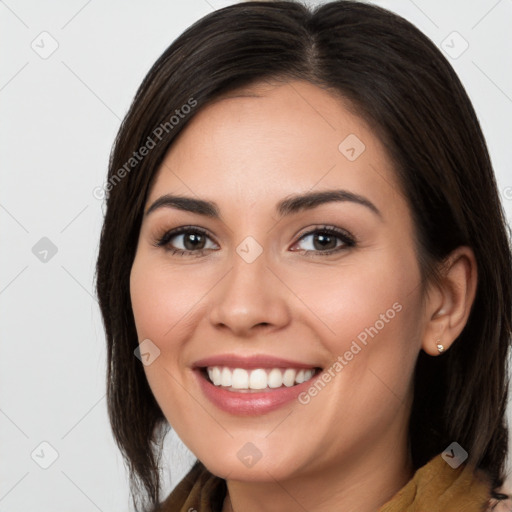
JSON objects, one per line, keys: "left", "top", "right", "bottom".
{"left": 290, "top": 248, "right": 420, "bottom": 346}
{"left": 129, "top": 256, "right": 197, "bottom": 423}
{"left": 129, "top": 254, "right": 215, "bottom": 397}
{"left": 290, "top": 245, "right": 423, "bottom": 400}
{"left": 129, "top": 256, "right": 207, "bottom": 341}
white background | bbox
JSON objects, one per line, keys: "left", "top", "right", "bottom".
{"left": 1, "top": 0, "right": 511, "bottom": 510}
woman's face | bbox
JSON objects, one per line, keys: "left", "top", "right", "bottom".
{"left": 130, "top": 80, "right": 426, "bottom": 482}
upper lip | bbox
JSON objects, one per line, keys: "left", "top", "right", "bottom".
{"left": 193, "top": 354, "right": 321, "bottom": 370}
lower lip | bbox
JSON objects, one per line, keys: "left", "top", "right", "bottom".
{"left": 194, "top": 369, "right": 321, "bottom": 416}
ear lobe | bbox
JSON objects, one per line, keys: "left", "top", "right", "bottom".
{"left": 420, "top": 246, "right": 478, "bottom": 356}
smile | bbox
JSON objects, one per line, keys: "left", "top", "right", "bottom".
{"left": 192, "top": 354, "right": 323, "bottom": 415}
{"left": 204, "top": 366, "right": 319, "bottom": 392}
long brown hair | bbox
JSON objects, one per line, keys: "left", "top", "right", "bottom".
{"left": 95, "top": 1, "right": 512, "bottom": 509}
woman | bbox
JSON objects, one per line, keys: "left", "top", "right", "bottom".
{"left": 95, "top": 1, "right": 512, "bottom": 510}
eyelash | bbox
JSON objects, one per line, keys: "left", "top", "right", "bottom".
{"left": 153, "top": 225, "right": 356, "bottom": 258}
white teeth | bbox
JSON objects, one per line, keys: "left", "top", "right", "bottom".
{"left": 231, "top": 368, "right": 249, "bottom": 389}
{"left": 205, "top": 366, "right": 318, "bottom": 390}
{"left": 211, "top": 367, "right": 221, "bottom": 386}
{"left": 220, "top": 367, "right": 232, "bottom": 387}
{"left": 267, "top": 368, "right": 283, "bottom": 388}
{"left": 282, "top": 368, "right": 296, "bottom": 387}
{"left": 249, "top": 369, "right": 268, "bottom": 389}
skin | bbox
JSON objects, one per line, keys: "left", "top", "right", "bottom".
{"left": 129, "top": 79, "right": 477, "bottom": 512}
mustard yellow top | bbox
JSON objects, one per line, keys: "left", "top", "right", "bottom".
{"left": 157, "top": 453, "right": 511, "bottom": 511}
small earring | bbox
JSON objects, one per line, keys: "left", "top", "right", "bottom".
{"left": 436, "top": 340, "right": 445, "bottom": 354}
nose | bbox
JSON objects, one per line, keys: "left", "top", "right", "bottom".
{"left": 208, "top": 251, "right": 291, "bottom": 338}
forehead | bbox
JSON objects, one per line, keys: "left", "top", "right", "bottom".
{"left": 147, "top": 80, "right": 404, "bottom": 215}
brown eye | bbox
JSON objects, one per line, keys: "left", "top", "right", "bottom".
{"left": 155, "top": 226, "right": 218, "bottom": 256}
{"left": 292, "top": 226, "right": 356, "bottom": 255}
{"left": 179, "top": 231, "right": 207, "bottom": 250}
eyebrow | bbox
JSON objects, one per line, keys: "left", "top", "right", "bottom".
{"left": 145, "top": 189, "right": 382, "bottom": 220}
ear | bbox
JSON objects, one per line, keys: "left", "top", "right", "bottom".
{"left": 421, "top": 246, "right": 478, "bottom": 356}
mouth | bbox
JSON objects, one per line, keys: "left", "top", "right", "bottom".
{"left": 192, "top": 354, "right": 324, "bottom": 414}
{"left": 198, "top": 366, "right": 323, "bottom": 393}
